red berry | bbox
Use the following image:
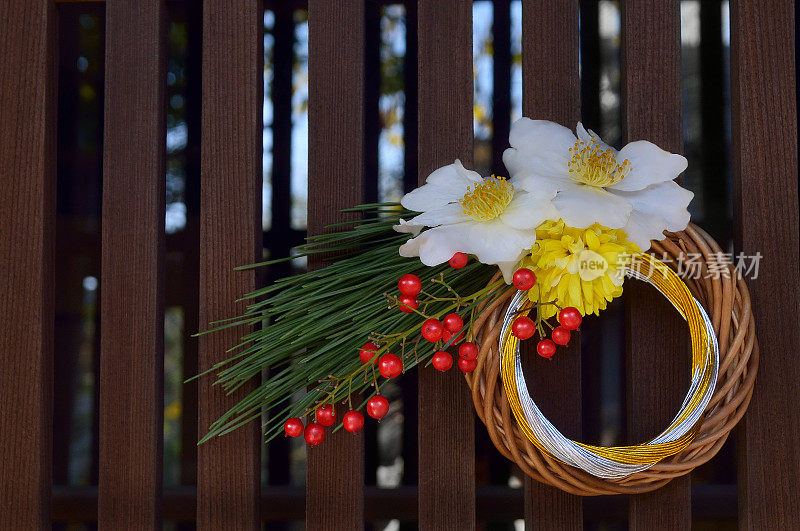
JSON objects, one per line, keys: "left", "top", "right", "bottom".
{"left": 449, "top": 252, "right": 468, "bottom": 269}
{"left": 432, "top": 351, "right": 453, "bottom": 371}
{"left": 398, "top": 295, "right": 419, "bottom": 313}
{"left": 398, "top": 273, "right": 422, "bottom": 296}
{"left": 304, "top": 422, "right": 325, "bottom": 446}
{"left": 284, "top": 417, "right": 304, "bottom": 437}
{"left": 551, "top": 326, "right": 571, "bottom": 346}
{"left": 342, "top": 410, "right": 365, "bottom": 433}
{"left": 441, "top": 329, "right": 464, "bottom": 344}
{"left": 378, "top": 353, "right": 403, "bottom": 379}
{"left": 459, "top": 342, "right": 479, "bottom": 360}
{"left": 512, "top": 268, "right": 537, "bottom": 291}
{"left": 359, "top": 342, "right": 379, "bottom": 364}
{"left": 442, "top": 313, "right": 464, "bottom": 333}
{"left": 537, "top": 339, "right": 557, "bottom": 358}
{"left": 421, "top": 318, "right": 444, "bottom": 342}
{"left": 441, "top": 329, "right": 452, "bottom": 343}
{"left": 316, "top": 404, "right": 336, "bottom": 427}
{"left": 458, "top": 356, "right": 478, "bottom": 373}
{"left": 558, "top": 307, "right": 582, "bottom": 330}
{"left": 366, "top": 395, "right": 389, "bottom": 420}
{"left": 511, "top": 316, "right": 536, "bottom": 340}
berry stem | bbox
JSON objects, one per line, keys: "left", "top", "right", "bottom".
{"left": 302, "top": 277, "right": 505, "bottom": 417}
{"left": 348, "top": 379, "right": 353, "bottom": 409}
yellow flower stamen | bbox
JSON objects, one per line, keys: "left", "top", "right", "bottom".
{"left": 459, "top": 175, "right": 514, "bottom": 222}
{"left": 568, "top": 137, "right": 631, "bottom": 188}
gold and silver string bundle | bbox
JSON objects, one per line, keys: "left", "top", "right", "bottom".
{"left": 499, "top": 252, "right": 719, "bottom": 479}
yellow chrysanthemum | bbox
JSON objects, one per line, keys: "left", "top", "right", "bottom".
{"left": 520, "top": 220, "right": 640, "bottom": 318}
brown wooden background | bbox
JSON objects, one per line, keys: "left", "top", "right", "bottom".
{"left": 1, "top": 0, "right": 799, "bottom": 529}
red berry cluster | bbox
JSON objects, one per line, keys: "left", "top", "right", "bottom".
{"left": 511, "top": 306, "right": 582, "bottom": 359}
{"left": 286, "top": 254, "right": 481, "bottom": 447}
{"left": 394, "top": 262, "right": 483, "bottom": 376}
{"left": 508, "top": 268, "right": 582, "bottom": 359}
{"left": 398, "top": 273, "right": 421, "bottom": 313}
{"left": 393, "top": 265, "right": 475, "bottom": 372}
{"left": 284, "top": 394, "right": 391, "bottom": 446}
{"left": 421, "top": 315, "right": 475, "bottom": 374}
{"left": 359, "top": 342, "right": 403, "bottom": 378}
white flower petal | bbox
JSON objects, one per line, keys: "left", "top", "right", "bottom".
{"left": 400, "top": 224, "right": 472, "bottom": 266}
{"left": 399, "top": 221, "right": 536, "bottom": 270}
{"left": 400, "top": 183, "right": 461, "bottom": 212}
{"left": 576, "top": 122, "right": 592, "bottom": 142}
{"left": 512, "top": 172, "right": 569, "bottom": 195}
{"left": 407, "top": 202, "right": 468, "bottom": 227}
{"left": 576, "top": 122, "right": 614, "bottom": 152}
{"left": 393, "top": 218, "right": 423, "bottom": 236}
{"left": 400, "top": 160, "right": 483, "bottom": 212}
{"left": 398, "top": 233, "right": 423, "bottom": 257}
{"left": 497, "top": 256, "right": 525, "bottom": 284}
{"left": 611, "top": 141, "right": 688, "bottom": 191}
{"left": 425, "top": 159, "right": 483, "bottom": 188}
{"left": 466, "top": 221, "right": 537, "bottom": 264}
{"left": 619, "top": 209, "right": 670, "bottom": 251}
{"left": 499, "top": 189, "right": 558, "bottom": 230}
{"left": 551, "top": 181, "right": 633, "bottom": 229}
{"left": 609, "top": 180, "right": 693, "bottom": 232}
{"left": 503, "top": 118, "right": 576, "bottom": 180}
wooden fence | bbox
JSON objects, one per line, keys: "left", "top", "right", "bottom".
{"left": 1, "top": 0, "right": 799, "bottom": 528}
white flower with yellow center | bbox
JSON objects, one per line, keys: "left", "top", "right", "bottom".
{"left": 503, "top": 119, "right": 693, "bottom": 250}
{"left": 396, "top": 160, "right": 557, "bottom": 281}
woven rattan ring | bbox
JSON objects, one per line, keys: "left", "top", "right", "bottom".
{"left": 464, "top": 223, "right": 758, "bottom": 495}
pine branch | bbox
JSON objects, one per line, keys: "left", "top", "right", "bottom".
{"left": 196, "top": 203, "right": 499, "bottom": 444}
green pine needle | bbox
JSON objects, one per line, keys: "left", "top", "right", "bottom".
{"left": 196, "top": 203, "right": 499, "bottom": 444}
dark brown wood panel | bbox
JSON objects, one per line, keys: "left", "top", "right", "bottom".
{"left": 98, "top": 0, "right": 167, "bottom": 527}
{"left": 522, "top": 0, "right": 581, "bottom": 125}
{"left": 620, "top": 1, "right": 690, "bottom": 529}
{"left": 197, "top": 1, "right": 263, "bottom": 529}
{"left": 730, "top": 1, "right": 800, "bottom": 528}
{"left": 417, "top": 0, "right": 475, "bottom": 528}
{"left": 520, "top": 2, "right": 583, "bottom": 529}
{"left": 0, "top": 0, "right": 57, "bottom": 526}
{"left": 305, "top": 1, "right": 366, "bottom": 529}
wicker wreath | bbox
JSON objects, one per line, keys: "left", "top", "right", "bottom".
{"left": 464, "top": 223, "right": 758, "bottom": 495}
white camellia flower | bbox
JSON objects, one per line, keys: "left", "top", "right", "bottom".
{"left": 396, "top": 159, "right": 558, "bottom": 282}
{"left": 502, "top": 118, "right": 693, "bottom": 250}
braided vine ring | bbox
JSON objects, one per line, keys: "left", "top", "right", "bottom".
{"left": 499, "top": 252, "right": 719, "bottom": 479}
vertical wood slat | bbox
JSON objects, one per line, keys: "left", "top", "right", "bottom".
{"left": 730, "top": 2, "right": 800, "bottom": 528}
{"left": 0, "top": 0, "right": 57, "bottom": 526}
{"left": 197, "top": 1, "right": 263, "bottom": 529}
{"left": 98, "top": 1, "right": 166, "bottom": 528}
{"left": 520, "top": 2, "right": 582, "bottom": 530}
{"left": 417, "top": 1, "right": 475, "bottom": 529}
{"left": 620, "top": 2, "right": 689, "bottom": 529}
{"left": 305, "top": 1, "right": 365, "bottom": 529}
